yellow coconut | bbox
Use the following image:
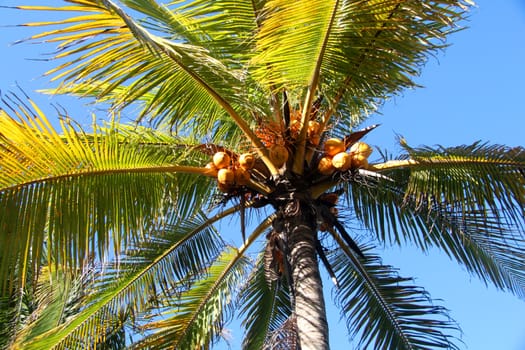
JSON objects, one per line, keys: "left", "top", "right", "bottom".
{"left": 332, "top": 152, "right": 352, "bottom": 171}
{"left": 217, "top": 168, "right": 235, "bottom": 185}
{"left": 308, "top": 120, "right": 321, "bottom": 136}
{"left": 349, "top": 142, "right": 373, "bottom": 158}
{"left": 317, "top": 156, "right": 335, "bottom": 176}
{"left": 290, "top": 119, "right": 301, "bottom": 131}
{"left": 269, "top": 144, "right": 289, "bottom": 168}
{"left": 213, "top": 151, "right": 231, "bottom": 169}
{"left": 238, "top": 153, "right": 255, "bottom": 170}
{"left": 324, "top": 138, "right": 345, "bottom": 157}
{"left": 351, "top": 154, "right": 369, "bottom": 169}
{"left": 204, "top": 162, "right": 218, "bottom": 177}
{"left": 234, "top": 167, "right": 251, "bottom": 186}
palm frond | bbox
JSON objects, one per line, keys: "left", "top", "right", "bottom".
{"left": 251, "top": 0, "right": 339, "bottom": 91}
{"left": 329, "top": 236, "right": 460, "bottom": 350}
{"left": 238, "top": 216, "right": 294, "bottom": 350}
{"left": 250, "top": 0, "right": 471, "bottom": 130}
{"left": 0, "top": 93, "right": 217, "bottom": 292}
{"left": 21, "top": 208, "right": 231, "bottom": 349}
{"left": 16, "top": 1, "right": 265, "bottom": 147}
{"left": 12, "top": 263, "right": 128, "bottom": 350}
{"left": 348, "top": 141, "right": 525, "bottom": 297}
{"left": 11, "top": 266, "right": 72, "bottom": 346}
{"left": 130, "top": 246, "right": 251, "bottom": 349}
{"left": 401, "top": 141, "right": 524, "bottom": 223}
{"left": 322, "top": 0, "right": 471, "bottom": 128}
{"left": 123, "top": 0, "right": 259, "bottom": 64}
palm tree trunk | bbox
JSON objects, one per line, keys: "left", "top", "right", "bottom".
{"left": 283, "top": 199, "right": 330, "bottom": 350}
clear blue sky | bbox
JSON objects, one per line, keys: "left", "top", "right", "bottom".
{"left": 1, "top": 1, "right": 524, "bottom": 349}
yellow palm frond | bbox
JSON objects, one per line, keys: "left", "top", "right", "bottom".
{"left": 0, "top": 93, "right": 215, "bottom": 294}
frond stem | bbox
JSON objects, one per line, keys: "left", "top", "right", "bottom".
{"left": 293, "top": 0, "right": 341, "bottom": 174}
{"left": 369, "top": 158, "right": 525, "bottom": 172}
{"left": 98, "top": 0, "right": 279, "bottom": 175}
{"left": 1, "top": 165, "right": 215, "bottom": 193}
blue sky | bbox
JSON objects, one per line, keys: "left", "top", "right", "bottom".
{"left": 1, "top": 1, "right": 525, "bottom": 349}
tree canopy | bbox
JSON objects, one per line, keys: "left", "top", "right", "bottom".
{"left": 1, "top": 0, "right": 524, "bottom": 349}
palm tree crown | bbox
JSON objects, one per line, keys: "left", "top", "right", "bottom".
{"left": 1, "top": 0, "right": 524, "bottom": 349}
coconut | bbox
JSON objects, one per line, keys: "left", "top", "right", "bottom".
{"left": 351, "top": 154, "right": 369, "bottom": 169}
{"left": 290, "top": 119, "right": 301, "bottom": 134}
{"left": 269, "top": 144, "right": 289, "bottom": 168}
{"left": 324, "top": 138, "right": 345, "bottom": 157}
{"left": 308, "top": 120, "right": 321, "bottom": 136}
{"left": 234, "top": 167, "right": 251, "bottom": 186}
{"left": 317, "top": 156, "right": 335, "bottom": 176}
{"left": 332, "top": 152, "right": 352, "bottom": 171}
{"left": 349, "top": 142, "right": 373, "bottom": 158}
{"left": 238, "top": 153, "right": 255, "bottom": 170}
{"left": 217, "top": 168, "right": 235, "bottom": 185}
{"left": 213, "top": 151, "right": 231, "bottom": 169}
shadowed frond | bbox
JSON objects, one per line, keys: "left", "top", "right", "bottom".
{"left": 130, "top": 246, "right": 252, "bottom": 349}
{"left": 11, "top": 263, "right": 127, "bottom": 350}
{"left": 239, "top": 224, "right": 294, "bottom": 349}
{"left": 329, "top": 237, "right": 460, "bottom": 350}
{"left": 11, "top": 266, "right": 74, "bottom": 347}
{"left": 20, "top": 210, "right": 228, "bottom": 350}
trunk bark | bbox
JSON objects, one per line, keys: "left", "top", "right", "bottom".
{"left": 283, "top": 199, "right": 330, "bottom": 350}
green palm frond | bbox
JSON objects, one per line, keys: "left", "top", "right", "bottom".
{"left": 400, "top": 141, "right": 524, "bottom": 221}
{"left": 348, "top": 141, "right": 525, "bottom": 297}
{"left": 128, "top": 214, "right": 268, "bottom": 349}
{"left": 251, "top": 0, "right": 470, "bottom": 128}
{"left": 131, "top": 246, "right": 251, "bottom": 349}
{"left": 329, "top": 237, "right": 459, "bottom": 350}
{"left": 251, "top": 0, "right": 339, "bottom": 91}
{"left": 11, "top": 263, "right": 127, "bottom": 350}
{"left": 123, "top": 0, "right": 259, "bottom": 63}
{"left": 16, "top": 1, "right": 260, "bottom": 142}
{"left": 22, "top": 0, "right": 277, "bottom": 174}
{"left": 239, "top": 248, "right": 293, "bottom": 350}
{"left": 11, "top": 266, "right": 72, "bottom": 345}
{"left": 237, "top": 215, "right": 294, "bottom": 349}
{"left": 20, "top": 209, "right": 231, "bottom": 350}
{"left": 320, "top": 0, "right": 471, "bottom": 125}
{"left": 0, "top": 93, "right": 218, "bottom": 292}
{"left": 0, "top": 296, "right": 15, "bottom": 349}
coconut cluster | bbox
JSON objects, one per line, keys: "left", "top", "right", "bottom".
{"left": 207, "top": 151, "right": 255, "bottom": 192}
{"left": 317, "top": 139, "right": 373, "bottom": 176}
{"left": 289, "top": 110, "right": 322, "bottom": 147}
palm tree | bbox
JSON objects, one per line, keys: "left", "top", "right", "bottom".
{"left": 1, "top": 0, "right": 524, "bottom": 349}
